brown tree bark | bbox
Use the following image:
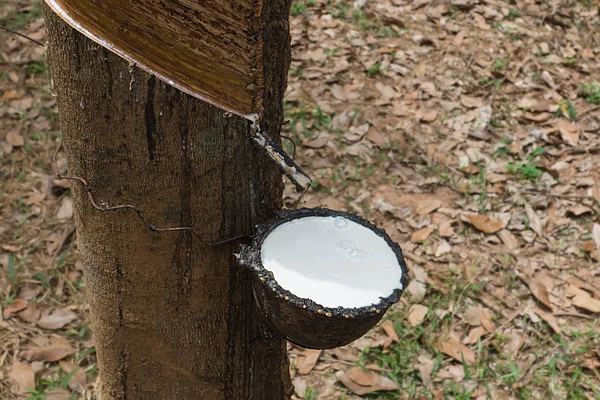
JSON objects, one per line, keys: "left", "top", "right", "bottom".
{"left": 43, "top": 2, "right": 293, "bottom": 399}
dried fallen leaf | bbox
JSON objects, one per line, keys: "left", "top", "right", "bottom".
{"left": 465, "top": 214, "right": 504, "bottom": 234}
{"left": 438, "top": 220, "right": 454, "bottom": 237}
{"left": 408, "top": 304, "right": 428, "bottom": 326}
{"left": 336, "top": 368, "right": 398, "bottom": 395}
{"left": 479, "top": 309, "right": 495, "bottom": 333}
{"left": 45, "top": 387, "right": 73, "bottom": 400}
{"left": 347, "top": 367, "right": 378, "bottom": 386}
{"left": 18, "top": 303, "right": 41, "bottom": 323}
{"left": 435, "top": 240, "right": 451, "bottom": 257}
{"left": 2, "top": 90, "right": 22, "bottom": 100}
{"left": 381, "top": 320, "right": 400, "bottom": 345}
{"left": 463, "top": 326, "right": 487, "bottom": 345}
{"left": 557, "top": 119, "right": 580, "bottom": 146}
{"left": 293, "top": 377, "right": 307, "bottom": 398}
{"left": 531, "top": 307, "right": 561, "bottom": 334}
{"left": 525, "top": 203, "right": 543, "bottom": 236}
{"left": 407, "top": 280, "right": 426, "bottom": 301}
{"left": 593, "top": 180, "right": 600, "bottom": 205}
{"left": 411, "top": 227, "right": 434, "bottom": 243}
{"left": 3, "top": 299, "right": 28, "bottom": 319}
{"left": 462, "top": 307, "right": 484, "bottom": 326}
{"left": 567, "top": 204, "right": 593, "bottom": 217}
{"left": 416, "top": 199, "right": 442, "bottom": 215}
{"left": 330, "top": 84, "right": 347, "bottom": 101}
{"left": 6, "top": 131, "right": 25, "bottom": 147}
{"left": 503, "top": 331, "right": 526, "bottom": 355}
{"left": 21, "top": 342, "right": 76, "bottom": 362}
{"left": 24, "top": 193, "right": 46, "bottom": 206}
{"left": 460, "top": 95, "right": 482, "bottom": 108}
{"left": 58, "top": 361, "right": 87, "bottom": 393}
{"left": 330, "top": 347, "right": 360, "bottom": 363}
{"left": 416, "top": 356, "right": 433, "bottom": 389}
{"left": 298, "top": 349, "right": 321, "bottom": 374}
{"left": 419, "top": 110, "right": 438, "bottom": 122}
{"left": 366, "top": 129, "right": 388, "bottom": 147}
{"left": 583, "top": 241, "right": 596, "bottom": 252}
{"left": 462, "top": 307, "right": 495, "bottom": 333}
{"left": 56, "top": 197, "right": 74, "bottom": 220}
{"left": 498, "top": 229, "right": 519, "bottom": 250}
{"left": 572, "top": 294, "right": 600, "bottom": 313}
{"left": 592, "top": 224, "right": 600, "bottom": 250}
{"left": 18, "top": 284, "right": 42, "bottom": 301}
{"left": 523, "top": 112, "right": 553, "bottom": 122}
{"left": 9, "top": 361, "right": 35, "bottom": 396}
{"left": 375, "top": 82, "right": 396, "bottom": 101}
{"left": 438, "top": 337, "right": 475, "bottom": 365}
{"left": 36, "top": 308, "right": 78, "bottom": 330}
{"left": 521, "top": 275, "right": 553, "bottom": 310}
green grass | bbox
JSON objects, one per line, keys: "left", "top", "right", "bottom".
{"left": 581, "top": 83, "right": 600, "bottom": 104}
{"left": 305, "top": 386, "right": 318, "bottom": 399}
{"left": 508, "top": 8, "right": 522, "bottom": 20}
{"left": 366, "top": 62, "right": 382, "bottom": 77}
{"left": 26, "top": 367, "right": 79, "bottom": 400}
{"left": 556, "top": 99, "right": 577, "bottom": 119}
{"left": 291, "top": 0, "right": 316, "bottom": 16}
{"left": 352, "top": 10, "right": 377, "bottom": 31}
{"left": 493, "top": 58, "right": 508, "bottom": 71}
{"left": 505, "top": 146, "right": 545, "bottom": 182}
{"left": 0, "top": 1, "right": 42, "bottom": 30}
{"left": 284, "top": 102, "right": 331, "bottom": 140}
{"left": 25, "top": 61, "right": 46, "bottom": 76}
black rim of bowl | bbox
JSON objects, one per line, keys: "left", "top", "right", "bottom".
{"left": 242, "top": 208, "right": 410, "bottom": 319}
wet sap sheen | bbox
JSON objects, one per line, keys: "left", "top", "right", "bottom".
{"left": 261, "top": 216, "right": 403, "bottom": 308}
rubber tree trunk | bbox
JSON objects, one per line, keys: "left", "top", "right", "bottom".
{"left": 43, "top": 3, "right": 293, "bottom": 399}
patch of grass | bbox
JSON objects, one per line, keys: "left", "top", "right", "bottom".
{"left": 379, "top": 26, "right": 399, "bottom": 37}
{"left": 365, "top": 62, "right": 382, "bottom": 77}
{"left": 27, "top": 367, "right": 79, "bottom": 400}
{"left": 0, "top": 1, "right": 42, "bottom": 30}
{"left": 556, "top": 99, "right": 577, "bottom": 119}
{"left": 493, "top": 58, "right": 508, "bottom": 71}
{"left": 506, "top": 146, "right": 545, "bottom": 182}
{"left": 305, "top": 386, "right": 318, "bottom": 399}
{"left": 291, "top": 0, "right": 316, "bottom": 16}
{"left": 25, "top": 61, "right": 46, "bottom": 76}
{"left": 508, "top": 8, "right": 522, "bottom": 20}
{"left": 328, "top": 1, "right": 350, "bottom": 19}
{"left": 7, "top": 253, "right": 17, "bottom": 282}
{"left": 352, "top": 10, "right": 377, "bottom": 31}
{"left": 506, "top": 162, "right": 542, "bottom": 181}
{"left": 581, "top": 83, "right": 600, "bottom": 104}
{"left": 284, "top": 102, "right": 331, "bottom": 139}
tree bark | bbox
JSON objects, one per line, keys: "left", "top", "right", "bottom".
{"left": 43, "top": 2, "right": 293, "bottom": 399}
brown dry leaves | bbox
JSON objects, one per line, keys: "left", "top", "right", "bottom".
{"left": 435, "top": 336, "right": 476, "bottom": 366}
{"left": 21, "top": 336, "right": 76, "bottom": 362}
{"left": 464, "top": 214, "right": 504, "bottom": 234}
{"left": 8, "top": 361, "right": 35, "bottom": 396}
{"left": 2, "top": 0, "right": 600, "bottom": 397}
{"left": 408, "top": 304, "right": 428, "bottom": 326}
{"left": 36, "top": 308, "right": 78, "bottom": 330}
{"left": 296, "top": 349, "right": 321, "bottom": 375}
{"left": 336, "top": 367, "right": 398, "bottom": 395}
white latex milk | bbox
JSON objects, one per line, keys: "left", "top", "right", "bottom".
{"left": 261, "top": 216, "right": 403, "bottom": 308}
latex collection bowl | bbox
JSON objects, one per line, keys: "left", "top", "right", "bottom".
{"left": 237, "top": 208, "right": 409, "bottom": 349}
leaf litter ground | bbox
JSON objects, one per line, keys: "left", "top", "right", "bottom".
{"left": 1, "top": 0, "right": 600, "bottom": 399}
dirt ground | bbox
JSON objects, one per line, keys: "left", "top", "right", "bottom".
{"left": 1, "top": 0, "right": 600, "bottom": 399}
